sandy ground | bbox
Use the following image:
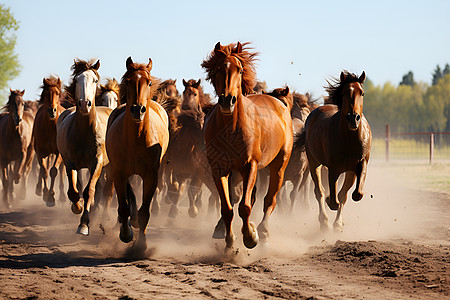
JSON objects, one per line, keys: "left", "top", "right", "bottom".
{"left": 0, "top": 162, "right": 448, "bottom": 299}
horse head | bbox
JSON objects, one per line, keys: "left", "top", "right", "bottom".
{"left": 41, "top": 76, "right": 62, "bottom": 120}
{"left": 98, "top": 78, "right": 119, "bottom": 109}
{"left": 163, "top": 79, "right": 178, "bottom": 98}
{"left": 182, "top": 79, "right": 202, "bottom": 111}
{"left": 123, "top": 56, "right": 153, "bottom": 123}
{"left": 74, "top": 60, "right": 100, "bottom": 115}
{"left": 8, "top": 89, "right": 25, "bottom": 127}
{"left": 264, "top": 86, "right": 293, "bottom": 110}
{"left": 341, "top": 71, "right": 365, "bottom": 131}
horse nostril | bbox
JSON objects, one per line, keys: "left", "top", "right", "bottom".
{"left": 87, "top": 100, "right": 91, "bottom": 107}
{"left": 355, "top": 114, "right": 361, "bottom": 121}
{"left": 346, "top": 113, "right": 352, "bottom": 121}
{"left": 218, "top": 95, "right": 225, "bottom": 105}
{"left": 140, "top": 106, "right": 146, "bottom": 114}
{"left": 231, "top": 96, "right": 236, "bottom": 105}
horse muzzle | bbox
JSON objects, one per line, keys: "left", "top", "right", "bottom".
{"left": 130, "top": 104, "right": 146, "bottom": 122}
{"left": 78, "top": 99, "right": 92, "bottom": 114}
{"left": 218, "top": 95, "right": 236, "bottom": 115}
{"left": 346, "top": 113, "right": 361, "bottom": 130}
{"left": 47, "top": 107, "right": 57, "bottom": 119}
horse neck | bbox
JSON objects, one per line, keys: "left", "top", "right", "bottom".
{"left": 75, "top": 104, "right": 97, "bottom": 130}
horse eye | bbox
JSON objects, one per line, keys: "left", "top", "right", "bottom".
{"left": 362, "top": 92, "right": 365, "bottom": 96}
{"left": 149, "top": 81, "right": 152, "bottom": 87}
{"left": 94, "top": 79, "right": 98, "bottom": 83}
{"left": 239, "top": 69, "right": 243, "bottom": 75}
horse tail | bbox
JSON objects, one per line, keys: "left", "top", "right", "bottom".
{"left": 293, "top": 126, "right": 306, "bottom": 152}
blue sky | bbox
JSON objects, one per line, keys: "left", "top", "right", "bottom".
{"left": 2, "top": 0, "right": 450, "bottom": 101}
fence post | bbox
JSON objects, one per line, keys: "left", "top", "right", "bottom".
{"left": 429, "top": 133, "right": 434, "bottom": 164}
{"left": 385, "top": 124, "right": 390, "bottom": 162}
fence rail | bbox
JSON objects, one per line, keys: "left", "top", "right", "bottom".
{"left": 384, "top": 124, "right": 450, "bottom": 164}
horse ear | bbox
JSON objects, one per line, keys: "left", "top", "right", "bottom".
{"left": 340, "top": 71, "right": 346, "bottom": 82}
{"left": 182, "top": 79, "right": 188, "bottom": 87}
{"left": 126, "top": 56, "right": 133, "bottom": 70}
{"left": 147, "top": 58, "right": 152, "bottom": 70}
{"left": 214, "top": 42, "right": 221, "bottom": 51}
{"left": 20, "top": 90, "right": 25, "bottom": 96}
{"left": 92, "top": 60, "right": 100, "bottom": 70}
{"left": 193, "top": 79, "right": 201, "bottom": 88}
{"left": 9, "top": 88, "right": 13, "bottom": 93}
{"left": 113, "top": 78, "right": 118, "bottom": 85}
{"left": 359, "top": 71, "right": 366, "bottom": 84}
{"left": 283, "top": 86, "right": 290, "bottom": 96}
{"left": 234, "top": 42, "right": 243, "bottom": 53}
{"left": 262, "top": 90, "right": 266, "bottom": 95}
{"left": 57, "top": 77, "right": 61, "bottom": 86}
{"left": 173, "top": 79, "right": 176, "bottom": 84}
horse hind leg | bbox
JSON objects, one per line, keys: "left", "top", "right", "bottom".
{"left": 352, "top": 160, "right": 368, "bottom": 202}
{"left": 66, "top": 168, "right": 82, "bottom": 214}
{"left": 35, "top": 156, "right": 46, "bottom": 197}
{"left": 1, "top": 165, "right": 11, "bottom": 209}
{"left": 188, "top": 176, "right": 202, "bottom": 218}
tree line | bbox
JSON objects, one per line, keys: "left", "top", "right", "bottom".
{"left": 364, "top": 66, "right": 450, "bottom": 136}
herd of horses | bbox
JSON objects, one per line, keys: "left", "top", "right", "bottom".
{"left": 0, "top": 42, "right": 372, "bottom": 252}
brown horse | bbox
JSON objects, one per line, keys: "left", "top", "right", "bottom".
{"left": 56, "top": 59, "right": 113, "bottom": 235}
{"left": 202, "top": 42, "right": 293, "bottom": 250}
{"left": 0, "top": 89, "right": 35, "bottom": 208}
{"left": 96, "top": 78, "right": 120, "bottom": 109}
{"left": 32, "top": 76, "right": 66, "bottom": 206}
{"left": 263, "top": 87, "right": 311, "bottom": 213}
{"left": 295, "top": 71, "right": 372, "bottom": 230}
{"left": 106, "top": 57, "right": 170, "bottom": 251}
{"left": 163, "top": 78, "right": 217, "bottom": 218}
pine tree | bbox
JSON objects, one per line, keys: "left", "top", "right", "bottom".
{"left": 432, "top": 65, "right": 443, "bottom": 85}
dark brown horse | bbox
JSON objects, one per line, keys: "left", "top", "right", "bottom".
{"left": 202, "top": 42, "right": 293, "bottom": 250}
{"left": 0, "top": 89, "right": 35, "bottom": 208}
{"left": 32, "top": 76, "right": 66, "bottom": 206}
{"left": 295, "top": 71, "right": 372, "bottom": 230}
{"left": 56, "top": 59, "right": 113, "bottom": 235}
{"left": 106, "top": 57, "right": 170, "bottom": 251}
{"left": 163, "top": 78, "right": 217, "bottom": 218}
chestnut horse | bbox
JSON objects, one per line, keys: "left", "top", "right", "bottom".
{"left": 56, "top": 59, "right": 113, "bottom": 235}
{"left": 163, "top": 78, "right": 217, "bottom": 218}
{"left": 32, "top": 76, "right": 66, "bottom": 206}
{"left": 295, "top": 71, "right": 371, "bottom": 230}
{"left": 202, "top": 42, "right": 293, "bottom": 250}
{"left": 0, "top": 89, "right": 35, "bottom": 208}
{"left": 106, "top": 57, "right": 170, "bottom": 251}
{"left": 96, "top": 78, "right": 120, "bottom": 109}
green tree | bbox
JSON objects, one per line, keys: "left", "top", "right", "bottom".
{"left": 432, "top": 65, "right": 443, "bottom": 85}
{"left": 443, "top": 64, "right": 450, "bottom": 76}
{"left": 0, "top": 4, "right": 20, "bottom": 102}
{"left": 399, "top": 71, "right": 415, "bottom": 86}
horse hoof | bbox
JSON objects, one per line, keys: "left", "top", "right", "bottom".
{"left": 243, "top": 222, "right": 259, "bottom": 249}
{"left": 76, "top": 224, "right": 89, "bottom": 236}
{"left": 35, "top": 186, "right": 42, "bottom": 197}
{"left": 164, "top": 196, "right": 172, "bottom": 205}
{"left": 71, "top": 201, "right": 83, "bottom": 214}
{"left": 212, "top": 219, "right": 226, "bottom": 239}
{"left": 325, "top": 197, "right": 339, "bottom": 211}
{"left": 333, "top": 222, "right": 344, "bottom": 232}
{"left": 352, "top": 191, "right": 363, "bottom": 202}
{"left": 119, "top": 221, "right": 133, "bottom": 243}
{"left": 188, "top": 206, "right": 198, "bottom": 218}
{"left": 45, "top": 199, "right": 56, "bottom": 207}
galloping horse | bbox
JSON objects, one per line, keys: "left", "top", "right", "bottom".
{"left": 202, "top": 42, "right": 293, "bottom": 250}
{"left": 96, "top": 78, "right": 120, "bottom": 109}
{"left": 56, "top": 59, "right": 113, "bottom": 235}
{"left": 106, "top": 57, "right": 170, "bottom": 250}
{"left": 32, "top": 76, "right": 66, "bottom": 206}
{"left": 295, "top": 71, "right": 371, "bottom": 230}
{"left": 0, "top": 90, "right": 35, "bottom": 208}
{"left": 163, "top": 78, "right": 217, "bottom": 218}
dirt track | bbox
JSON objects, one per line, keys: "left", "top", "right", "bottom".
{"left": 0, "top": 162, "right": 449, "bottom": 299}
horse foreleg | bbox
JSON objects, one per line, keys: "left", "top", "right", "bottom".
{"left": 213, "top": 173, "right": 234, "bottom": 250}
{"left": 78, "top": 161, "right": 103, "bottom": 235}
{"left": 188, "top": 176, "right": 202, "bottom": 218}
{"left": 66, "top": 168, "right": 82, "bottom": 214}
{"left": 1, "top": 165, "right": 11, "bottom": 208}
{"left": 334, "top": 172, "right": 356, "bottom": 230}
{"left": 309, "top": 161, "right": 329, "bottom": 230}
{"left": 12, "top": 151, "right": 25, "bottom": 184}
{"left": 58, "top": 163, "right": 65, "bottom": 203}
{"left": 47, "top": 154, "right": 63, "bottom": 206}
{"left": 114, "top": 174, "right": 133, "bottom": 243}
{"left": 136, "top": 169, "right": 159, "bottom": 251}
{"left": 238, "top": 160, "right": 259, "bottom": 249}
{"left": 99, "top": 172, "right": 114, "bottom": 233}
{"left": 352, "top": 159, "right": 368, "bottom": 202}
{"left": 167, "top": 174, "right": 186, "bottom": 219}
{"left": 35, "top": 155, "right": 47, "bottom": 197}
{"left": 326, "top": 169, "right": 340, "bottom": 211}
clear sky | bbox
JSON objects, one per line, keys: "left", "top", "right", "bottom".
{"left": 2, "top": 0, "right": 450, "bottom": 101}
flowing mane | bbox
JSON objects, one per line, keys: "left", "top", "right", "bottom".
{"left": 201, "top": 42, "right": 258, "bottom": 96}
{"left": 38, "top": 75, "right": 62, "bottom": 105}
{"left": 325, "top": 70, "right": 361, "bottom": 110}
{"left": 64, "top": 58, "right": 100, "bottom": 102}
{"left": 157, "top": 79, "right": 179, "bottom": 97}
{"left": 119, "top": 61, "right": 160, "bottom": 106}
